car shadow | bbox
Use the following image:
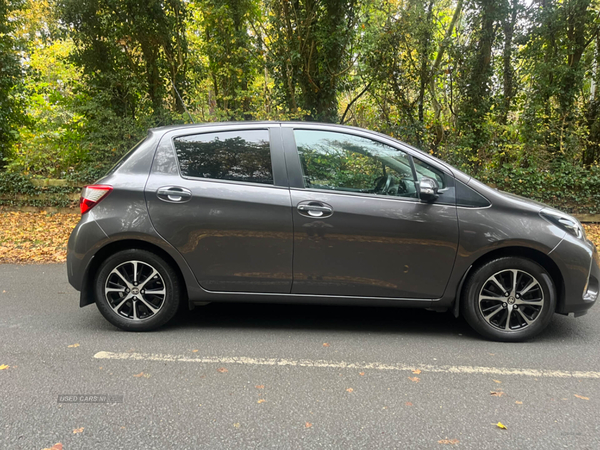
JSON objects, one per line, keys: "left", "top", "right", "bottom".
{"left": 158, "top": 301, "right": 584, "bottom": 343}
{"left": 164, "top": 302, "right": 479, "bottom": 339}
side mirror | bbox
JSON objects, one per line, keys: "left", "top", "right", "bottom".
{"left": 418, "top": 177, "right": 439, "bottom": 202}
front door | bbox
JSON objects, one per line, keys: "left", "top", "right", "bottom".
{"left": 287, "top": 128, "right": 458, "bottom": 299}
{"left": 146, "top": 126, "right": 293, "bottom": 293}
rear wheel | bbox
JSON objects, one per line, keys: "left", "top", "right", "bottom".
{"left": 94, "top": 249, "right": 181, "bottom": 331}
{"left": 461, "top": 257, "right": 556, "bottom": 342}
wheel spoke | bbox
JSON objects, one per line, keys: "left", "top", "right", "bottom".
{"left": 510, "top": 270, "right": 519, "bottom": 295}
{"left": 484, "top": 305, "right": 503, "bottom": 321}
{"left": 138, "top": 296, "right": 160, "bottom": 314}
{"left": 491, "top": 276, "right": 507, "bottom": 295}
{"left": 139, "top": 269, "right": 158, "bottom": 289}
{"left": 505, "top": 307, "right": 513, "bottom": 330}
{"left": 133, "top": 261, "right": 139, "bottom": 284}
{"left": 517, "top": 309, "right": 532, "bottom": 325}
{"left": 144, "top": 289, "right": 166, "bottom": 296}
{"left": 105, "top": 287, "right": 127, "bottom": 293}
{"left": 516, "top": 299, "right": 542, "bottom": 306}
{"left": 519, "top": 279, "right": 539, "bottom": 297}
{"left": 479, "top": 295, "right": 504, "bottom": 302}
{"left": 110, "top": 268, "right": 132, "bottom": 288}
{"left": 111, "top": 295, "right": 130, "bottom": 313}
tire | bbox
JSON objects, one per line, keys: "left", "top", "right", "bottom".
{"left": 94, "top": 249, "right": 181, "bottom": 331}
{"left": 461, "top": 257, "right": 556, "bottom": 342}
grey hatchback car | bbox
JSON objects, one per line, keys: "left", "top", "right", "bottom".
{"left": 67, "top": 122, "right": 599, "bottom": 341}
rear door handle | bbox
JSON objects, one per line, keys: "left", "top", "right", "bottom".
{"left": 157, "top": 186, "right": 192, "bottom": 203}
{"left": 297, "top": 201, "right": 333, "bottom": 218}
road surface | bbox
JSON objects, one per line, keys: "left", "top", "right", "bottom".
{"left": 1, "top": 264, "right": 599, "bottom": 449}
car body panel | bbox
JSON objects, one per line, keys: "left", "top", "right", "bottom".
{"left": 144, "top": 125, "right": 294, "bottom": 293}
{"left": 288, "top": 189, "right": 459, "bottom": 298}
{"left": 65, "top": 121, "right": 597, "bottom": 322}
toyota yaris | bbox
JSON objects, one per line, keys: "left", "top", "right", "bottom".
{"left": 67, "top": 122, "right": 599, "bottom": 341}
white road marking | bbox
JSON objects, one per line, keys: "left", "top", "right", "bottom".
{"left": 94, "top": 351, "right": 600, "bottom": 379}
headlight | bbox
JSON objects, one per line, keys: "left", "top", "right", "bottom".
{"left": 540, "top": 209, "right": 584, "bottom": 239}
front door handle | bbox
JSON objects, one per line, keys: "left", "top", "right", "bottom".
{"left": 297, "top": 201, "right": 333, "bottom": 218}
{"left": 157, "top": 186, "right": 192, "bottom": 203}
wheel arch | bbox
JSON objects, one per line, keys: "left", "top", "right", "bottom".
{"left": 79, "top": 239, "right": 189, "bottom": 308}
{"left": 454, "top": 246, "right": 565, "bottom": 317}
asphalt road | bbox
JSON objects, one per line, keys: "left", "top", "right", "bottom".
{"left": 1, "top": 264, "right": 600, "bottom": 450}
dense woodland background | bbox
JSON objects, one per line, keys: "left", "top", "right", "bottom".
{"left": 2, "top": 0, "right": 600, "bottom": 212}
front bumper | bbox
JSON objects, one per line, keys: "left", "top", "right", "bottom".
{"left": 551, "top": 234, "right": 599, "bottom": 316}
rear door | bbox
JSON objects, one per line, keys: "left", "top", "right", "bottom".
{"left": 145, "top": 124, "right": 293, "bottom": 293}
{"left": 283, "top": 125, "right": 459, "bottom": 299}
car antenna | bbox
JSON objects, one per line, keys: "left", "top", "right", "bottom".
{"left": 171, "top": 80, "right": 195, "bottom": 124}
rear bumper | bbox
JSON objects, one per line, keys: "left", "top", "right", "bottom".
{"left": 66, "top": 217, "right": 107, "bottom": 291}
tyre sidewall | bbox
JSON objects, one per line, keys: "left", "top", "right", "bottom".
{"left": 94, "top": 249, "right": 180, "bottom": 331}
{"left": 461, "top": 257, "right": 556, "bottom": 342}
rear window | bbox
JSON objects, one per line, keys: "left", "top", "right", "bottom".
{"left": 173, "top": 130, "right": 273, "bottom": 185}
{"left": 105, "top": 138, "right": 146, "bottom": 176}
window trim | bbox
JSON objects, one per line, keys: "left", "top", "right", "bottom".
{"left": 169, "top": 127, "right": 282, "bottom": 187}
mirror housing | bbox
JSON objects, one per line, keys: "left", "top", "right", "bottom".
{"left": 418, "top": 177, "right": 439, "bottom": 202}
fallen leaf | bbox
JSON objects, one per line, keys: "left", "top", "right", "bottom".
{"left": 359, "top": 372, "right": 365, "bottom": 376}
{"left": 497, "top": 422, "right": 507, "bottom": 430}
{"left": 73, "top": 427, "right": 84, "bottom": 434}
{"left": 490, "top": 391, "right": 505, "bottom": 397}
{"left": 346, "top": 388, "right": 354, "bottom": 393}
{"left": 0, "top": 211, "right": 80, "bottom": 264}
{"left": 68, "top": 343, "right": 80, "bottom": 348}
{"left": 405, "top": 402, "right": 413, "bottom": 406}
{"left": 255, "top": 385, "right": 264, "bottom": 389}
{"left": 408, "top": 377, "right": 420, "bottom": 383}
{"left": 515, "top": 401, "right": 523, "bottom": 405}
{"left": 438, "top": 439, "right": 460, "bottom": 445}
{"left": 42, "top": 443, "right": 63, "bottom": 450}
{"left": 412, "top": 369, "right": 422, "bottom": 374}
{"left": 257, "top": 399, "right": 266, "bottom": 403}
{"left": 192, "top": 350, "right": 198, "bottom": 353}
{"left": 217, "top": 367, "right": 228, "bottom": 373}
{"left": 305, "top": 422, "right": 313, "bottom": 428}
{"left": 0, "top": 364, "right": 9, "bottom": 370}
{"left": 574, "top": 394, "right": 589, "bottom": 400}
{"left": 133, "top": 372, "right": 150, "bottom": 378}
{"left": 233, "top": 423, "right": 240, "bottom": 428}
{"left": 322, "top": 343, "right": 330, "bottom": 347}
{"left": 493, "top": 379, "right": 502, "bottom": 384}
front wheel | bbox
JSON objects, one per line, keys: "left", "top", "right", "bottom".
{"left": 461, "top": 257, "right": 556, "bottom": 342}
{"left": 94, "top": 249, "right": 181, "bottom": 331}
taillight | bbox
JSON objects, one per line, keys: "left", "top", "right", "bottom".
{"left": 80, "top": 185, "right": 113, "bottom": 214}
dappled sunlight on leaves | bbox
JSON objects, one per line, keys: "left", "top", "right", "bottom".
{"left": 583, "top": 224, "right": 600, "bottom": 248}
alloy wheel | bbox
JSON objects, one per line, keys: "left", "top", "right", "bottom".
{"left": 478, "top": 269, "right": 544, "bottom": 331}
{"left": 104, "top": 260, "right": 166, "bottom": 320}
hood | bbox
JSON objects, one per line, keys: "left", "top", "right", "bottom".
{"left": 498, "top": 190, "right": 550, "bottom": 211}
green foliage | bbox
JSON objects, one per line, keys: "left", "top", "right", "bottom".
{"left": 0, "top": 172, "right": 79, "bottom": 207}
{"left": 481, "top": 163, "right": 600, "bottom": 214}
{"left": 0, "top": 0, "right": 28, "bottom": 168}
{"left": 2, "top": 0, "right": 600, "bottom": 212}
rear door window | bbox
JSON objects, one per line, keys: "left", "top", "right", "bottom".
{"left": 173, "top": 129, "right": 273, "bottom": 185}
